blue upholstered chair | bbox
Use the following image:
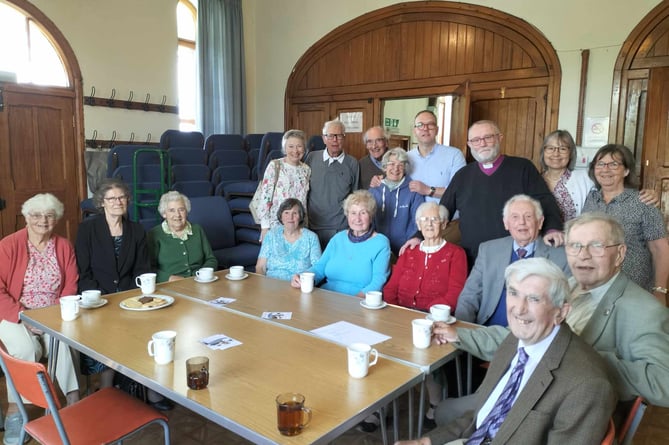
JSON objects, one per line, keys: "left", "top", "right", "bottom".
{"left": 159, "top": 129, "right": 204, "bottom": 149}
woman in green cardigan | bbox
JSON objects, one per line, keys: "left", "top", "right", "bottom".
{"left": 148, "top": 191, "right": 217, "bottom": 282}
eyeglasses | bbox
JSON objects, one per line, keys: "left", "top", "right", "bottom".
{"left": 414, "top": 122, "right": 437, "bottom": 130}
{"left": 418, "top": 216, "right": 441, "bottom": 224}
{"left": 324, "top": 133, "right": 345, "bottom": 140}
{"left": 28, "top": 213, "right": 56, "bottom": 221}
{"left": 594, "top": 161, "right": 622, "bottom": 170}
{"left": 366, "top": 138, "right": 386, "bottom": 145}
{"left": 104, "top": 195, "right": 128, "bottom": 203}
{"left": 544, "top": 145, "right": 570, "bottom": 154}
{"left": 467, "top": 134, "right": 499, "bottom": 145}
{"left": 565, "top": 242, "right": 621, "bottom": 256}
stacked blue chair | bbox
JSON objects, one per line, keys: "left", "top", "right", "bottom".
{"left": 159, "top": 129, "right": 204, "bottom": 149}
{"left": 212, "top": 165, "right": 252, "bottom": 195}
{"left": 208, "top": 150, "right": 249, "bottom": 171}
{"left": 204, "top": 134, "right": 245, "bottom": 159}
{"left": 308, "top": 134, "right": 326, "bottom": 152}
{"left": 168, "top": 147, "right": 207, "bottom": 165}
{"left": 187, "top": 196, "right": 260, "bottom": 269}
{"left": 172, "top": 180, "right": 214, "bottom": 197}
{"left": 256, "top": 132, "right": 283, "bottom": 179}
{"left": 244, "top": 133, "right": 264, "bottom": 151}
{"left": 172, "top": 164, "right": 211, "bottom": 182}
{"left": 107, "top": 145, "right": 166, "bottom": 177}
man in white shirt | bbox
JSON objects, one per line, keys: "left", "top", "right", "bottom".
{"left": 396, "top": 258, "right": 615, "bottom": 445}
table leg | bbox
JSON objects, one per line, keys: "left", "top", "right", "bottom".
{"left": 393, "top": 397, "right": 400, "bottom": 443}
{"left": 47, "top": 335, "right": 59, "bottom": 379}
{"left": 455, "top": 353, "right": 463, "bottom": 397}
{"left": 416, "top": 378, "right": 426, "bottom": 437}
{"left": 379, "top": 405, "right": 388, "bottom": 445}
{"left": 467, "top": 352, "right": 473, "bottom": 395}
{"left": 408, "top": 386, "right": 414, "bottom": 439}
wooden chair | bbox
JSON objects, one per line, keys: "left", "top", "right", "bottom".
{"left": 0, "top": 343, "right": 170, "bottom": 445}
{"left": 601, "top": 418, "right": 616, "bottom": 445}
{"left": 618, "top": 396, "right": 648, "bottom": 445}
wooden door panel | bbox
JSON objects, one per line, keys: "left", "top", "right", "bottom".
{"left": 290, "top": 103, "right": 328, "bottom": 142}
{"left": 0, "top": 87, "right": 80, "bottom": 240}
{"left": 470, "top": 86, "right": 547, "bottom": 166}
{"left": 450, "top": 81, "right": 471, "bottom": 154}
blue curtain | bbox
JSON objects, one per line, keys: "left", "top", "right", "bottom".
{"left": 197, "top": 0, "right": 246, "bottom": 136}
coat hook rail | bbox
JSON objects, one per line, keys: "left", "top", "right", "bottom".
{"left": 83, "top": 88, "right": 178, "bottom": 114}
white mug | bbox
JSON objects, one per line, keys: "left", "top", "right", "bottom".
{"left": 300, "top": 272, "right": 315, "bottom": 293}
{"left": 196, "top": 267, "right": 214, "bottom": 281}
{"left": 365, "top": 291, "right": 383, "bottom": 307}
{"left": 81, "top": 290, "right": 102, "bottom": 305}
{"left": 430, "top": 304, "right": 451, "bottom": 321}
{"left": 229, "top": 266, "right": 244, "bottom": 278}
{"left": 60, "top": 295, "right": 80, "bottom": 321}
{"left": 412, "top": 319, "right": 434, "bottom": 349}
{"left": 147, "top": 330, "right": 177, "bottom": 365}
{"left": 135, "top": 273, "right": 156, "bottom": 294}
{"left": 347, "top": 343, "right": 378, "bottom": 378}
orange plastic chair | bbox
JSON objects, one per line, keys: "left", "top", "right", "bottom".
{"left": 0, "top": 343, "right": 170, "bottom": 445}
{"left": 618, "top": 396, "right": 648, "bottom": 445}
{"left": 601, "top": 418, "right": 615, "bottom": 445}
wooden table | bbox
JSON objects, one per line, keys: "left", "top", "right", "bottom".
{"left": 162, "top": 270, "right": 469, "bottom": 437}
{"left": 21, "top": 289, "right": 423, "bottom": 445}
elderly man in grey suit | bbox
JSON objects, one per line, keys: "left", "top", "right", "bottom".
{"left": 456, "top": 194, "right": 569, "bottom": 327}
{"left": 396, "top": 258, "right": 616, "bottom": 445}
{"left": 431, "top": 212, "right": 669, "bottom": 429}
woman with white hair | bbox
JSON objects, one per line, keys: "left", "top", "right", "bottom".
{"left": 253, "top": 129, "right": 311, "bottom": 242}
{"left": 148, "top": 191, "right": 217, "bottom": 282}
{"left": 369, "top": 147, "right": 425, "bottom": 254}
{"left": 0, "top": 193, "right": 80, "bottom": 440}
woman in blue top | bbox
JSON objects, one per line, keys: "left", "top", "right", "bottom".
{"left": 292, "top": 190, "right": 391, "bottom": 297}
{"left": 256, "top": 198, "right": 321, "bottom": 280}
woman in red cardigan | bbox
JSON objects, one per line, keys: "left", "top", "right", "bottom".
{"left": 0, "top": 193, "right": 80, "bottom": 440}
{"left": 383, "top": 202, "right": 467, "bottom": 311}
{"left": 383, "top": 201, "right": 467, "bottom": 429}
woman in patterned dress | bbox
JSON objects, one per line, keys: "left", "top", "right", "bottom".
{"left": 255, "top": 129, "right": 311, "bottom": 242}
{"left": 0, "top": 193, "right": 80, "bottom": 438}
{"left": 255, "top": 198, "right": 321, "bottom": 281}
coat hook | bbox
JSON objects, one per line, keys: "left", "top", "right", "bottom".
{"left": 126, "top": 91, "right": 134, "bottom": 108}
{"left": 159, "top": 95, "right": 167, "bottom": 112}
{"left": 110, "top": 130, "right": 117, "bottom": 148}
{"left": 85, "top": 86, "right": 96, "bottom": 105}
{"left": 91, "top": 129, "right": 98, "bottom": 146}
{"left": 107, "top": 88, "right": 116, "bottom": 107}
{"left": 143, "top": 93, "right": 151, "bottom": 111}
{"left": 146, "top": 132, "right": 152, "bottom": 144}
{"left": 129, "top": 131, "right": 135, "bottom": 143}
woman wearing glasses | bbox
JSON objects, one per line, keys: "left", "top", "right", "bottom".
{"left": 539, "top": 130, "right": 656, "bottom": 221}
{"left": 0, "top": 194, "right": 80, "bottom": 439}
{"left": 582, "top": 144, "right": 669, "bottom": 299}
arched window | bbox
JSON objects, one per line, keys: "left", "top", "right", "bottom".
{"left": 0, "top": 1, "right": 68, "bottom": 86}
{"left": 177, "top": 0, "right": 197, "bottom": 130}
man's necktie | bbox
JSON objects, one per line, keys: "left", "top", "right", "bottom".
{"left": 466, "top": 347, "right": 529, "bottom": 445}
{"left": 517, "top": 248, "right": 527, "bottom": 259}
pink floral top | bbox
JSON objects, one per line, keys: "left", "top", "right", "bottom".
{"left": 553, "top": 170, "right": 577, "bottom": 222}
{"left": 256, "top": 159, "right": 311, "bottom": 229}
{"left": 20, "top": 239, "right": 62, "bottom": 309}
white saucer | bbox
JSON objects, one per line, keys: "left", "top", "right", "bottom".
{"left": 225, "top": 273, "right": 248, "bottom": 281}
{"left": 194, "top": 276, "right": 219, "bottom": 283}
{"left": 80, "top": 298, "right": 108, "bottom": 309}
{"left": 360, "top": 300, "right": 387, "bottom": 310}
{"left": 426, "top": 314, "right": 456, "bottom": 324}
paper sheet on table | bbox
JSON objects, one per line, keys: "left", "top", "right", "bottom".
{"left": 311, "top": 321, "right": 390, "bottom": 346}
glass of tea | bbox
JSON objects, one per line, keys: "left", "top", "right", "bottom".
{"left": 276, "top": 392, "right": 312, "bottom": 436}
{"left": 186, "top": 356, "right": 209, "bottom": 390}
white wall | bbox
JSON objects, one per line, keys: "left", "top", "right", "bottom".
{"left": 29, "top": 0, "right": 180, "bottom": 144}
{"left": 245, "top": 0, "right": 662, "bottom": 135}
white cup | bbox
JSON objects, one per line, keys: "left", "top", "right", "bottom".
{"left": 430, "top": 304, "right": 451, "bottom": 322}
{"left": 81, "top": 290, "right": 102, "bottom": 306}
{"left": 412, "top": 319, "right": 434, "bottom": 349}
{"left": 147, "top": 330, "right": 177, "bottom": 365}
{"left": 60, "top": 295, "right": 80, "bottom": 321}
{"left": 229, "top": 266, "right": 244, "bottom": 278}
{"left": 196, "top": 267, "right": 214, "bottom": 281}
{"left": 365, "top": 291, "right": 383, "bottom": 307}
{"left": 347, "top": 343, "right": 379, "bottom": 378}
{"left": 135, "top": 273, "right": 156, "bottom": 294}
{"left": 300, "top": 272, "right": 315, "bottom": 293}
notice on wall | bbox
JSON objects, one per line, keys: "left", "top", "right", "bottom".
{"left": 582, "top": 117, "right": 609, "bottom": 147}
{"left": 339, "top": 112, "right": 363, "bottom": 133}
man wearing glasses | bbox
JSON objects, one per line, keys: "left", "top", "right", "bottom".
{"left": 407, "top": 110, "right": 466, "bottom": 203}
{"left": 305, "top": 119, "right": 360, "bottom": 248}
{"left": 359, "top": 126, "right": 389, "bottom": 189}
{"left": 437, "top": 120, "right": 563, "bottom": 267}
{"left": 426, "top": 213, "right": 669, "bottom": 432}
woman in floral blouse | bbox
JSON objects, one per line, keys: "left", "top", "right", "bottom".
{"left": 255, "top": 129, "right": 311, "bottom": 242}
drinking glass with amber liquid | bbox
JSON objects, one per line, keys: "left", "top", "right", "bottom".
{"left": 186, "top": 356, "right": 209, "bottom": 390}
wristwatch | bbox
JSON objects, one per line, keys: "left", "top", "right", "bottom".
{"left": 429, "top": 186, "right": 436, "bottom": 197}
{"left": 652, "top": 286, "right": 668, "bottom": 294}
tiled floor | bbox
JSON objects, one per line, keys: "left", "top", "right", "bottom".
{"left": 0, "top": 381, "right": 666, "bottom": 444}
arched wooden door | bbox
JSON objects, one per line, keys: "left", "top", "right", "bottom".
{"left": 610, "top": 0, "right": 669, "bottom": 224}
{"left": 286, "top": 1, "right": 561, "bottom": 164}
{"left": 0, "top": 0, "right": 85, "bottom": 241}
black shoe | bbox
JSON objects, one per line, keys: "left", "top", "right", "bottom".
{"left": 150, "top": 397, "right": 174, "bottom": 411}
{"left": 423, "top": 415, "right": 437, "bottom": 431}
{"left": 357, "top": 420, "right": 379, "bottom": 433}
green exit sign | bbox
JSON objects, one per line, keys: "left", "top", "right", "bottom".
{"left": 384, "top": 118, "right": 400, "bottom": 128}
